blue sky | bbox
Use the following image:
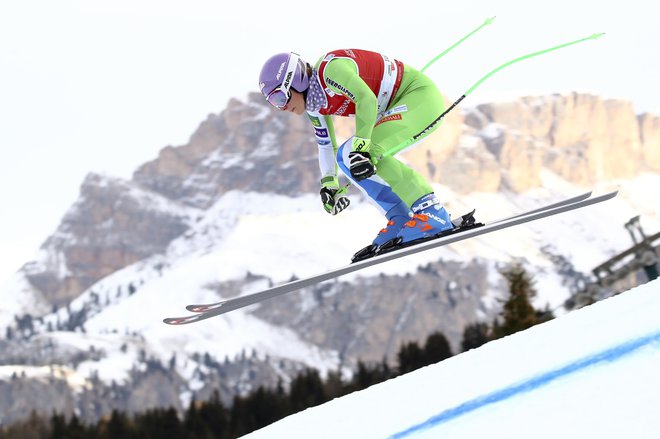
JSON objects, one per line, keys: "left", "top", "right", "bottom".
{"left": 0, "top": 0, "right": 658, "bottom": 284}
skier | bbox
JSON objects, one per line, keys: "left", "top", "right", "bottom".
{"left": 258, "top": 49, "right": 458, "bottom": 254}
{"left": 167, "top": 30, "right": 608, "bottom": 324}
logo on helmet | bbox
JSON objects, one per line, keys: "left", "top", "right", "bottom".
{"left": 283, "top": 71, "right": 293, "bottom": 89}
{"left": 259, "top": 82, "right": 265, "bottom": 91}
{"left": 276, "top": 61, "right": 286, "bottom": 80}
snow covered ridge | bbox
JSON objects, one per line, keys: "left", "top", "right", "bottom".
{"left": 0, "top": 172, "right": 658, "bottom": 423}
{"left": 243, "top": 278, "right": 660, "bottom": 439}
{"left": 7, "top": 174, "right": 660, "bottom": 352}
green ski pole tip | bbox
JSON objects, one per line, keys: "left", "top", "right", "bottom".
{"left": 484, "top": 16, "right": 496, "bottom": 25}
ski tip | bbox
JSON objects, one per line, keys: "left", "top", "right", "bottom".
{"left": 585, "top": 189, "right": 618, "bottom": 204}
{"left": 163, "top": 316, "right": 195, "bottom": 325}
{"left": 484, "top": 16, "right": 496, "bottom": 25}
{"left": 590, "top": 32, "right": 606, "bottom": 40}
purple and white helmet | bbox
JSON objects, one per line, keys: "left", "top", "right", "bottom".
{"left": 259, "top": 52, "right": 310, "bottom": 109}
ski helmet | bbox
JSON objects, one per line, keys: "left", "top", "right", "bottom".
{"left": 259, "top": 52, "right": 309, "bottom": 109}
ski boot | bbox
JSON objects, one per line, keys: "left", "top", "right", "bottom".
{"left": 373, "top": 214, "right": 410, "bottom": 247}
{"left": 351, "top": 203, "right": 412, "bottom": 263}
{"left": 351, "top": 214, "right": 410, "bottom": 263}
{"left": 376, "top": 193, "right": 454, "bottom": 254}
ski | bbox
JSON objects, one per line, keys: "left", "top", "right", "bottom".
{"left": 181, "top": 191, "right": 585, "bottom": 314}
{"left": 351, "top": 191, "right": 593, "bottom": 263}
{"left": 489, "top": 191, "right": 592, "bottom": 225}
{"left": 163, "top": 191, "right": 617, "bottom": 325}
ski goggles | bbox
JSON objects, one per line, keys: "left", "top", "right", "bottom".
{"left": 265, "top": 53, "right": 300, "bottom": 110}
{"left": 265, "top": 87, "right": 292, "bottom": 109}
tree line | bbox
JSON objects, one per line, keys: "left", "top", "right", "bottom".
{"left": 0, "top": 264, "right": 549, "bottom": 439}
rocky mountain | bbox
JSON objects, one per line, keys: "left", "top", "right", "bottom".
{"left": 1, "top": 91, "right": 658, "bottom": 424}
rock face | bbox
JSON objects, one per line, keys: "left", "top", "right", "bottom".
{"left": 457, "top": 93, "right": 658, "bottom": 192}
{"left": 133, "top": 93, "right": 320, "bottom": 207}
{"left": 22, "top": 174, "right": 195, "bottom": 307}
{"left": 254, "top": 259, "right": 494, "bottom": 363}
{"left": 639, "top": 112, "right": 660, "bottom": 172}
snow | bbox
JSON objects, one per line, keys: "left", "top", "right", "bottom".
{"left": 0, "top": 364, "right": 90, "bottom": 391}
{"left": 243, "top": 278, "right": 660, "bottom": 439}
{"left": 0, "top": 273, "right": 50, "bottom": 327}
{"left": 1, "top": 171, "right": 659, "bottom": 399}
{"left": 43, "top": 331, "right": 142, "bottom": 385}
{"left": 71, "top": 250, "right": 341, "bottom": 383}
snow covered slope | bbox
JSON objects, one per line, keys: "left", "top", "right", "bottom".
{"left": 244, "top": 277, "right": 660, "bottom": 439}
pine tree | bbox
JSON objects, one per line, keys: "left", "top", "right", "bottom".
{"left": 461, "top": 322, "right": 491, "bottom": 351}
{"left": 184, "top": 398, "right": 214, "bottom": 439}
{"left": 493, "top": 263, "right": 539, "bottom": 339}
{"left": 49, "top": 413, "right": 67, "bottom": 439}
{"left": 423, "top": 332, "right": 453, "bottom": 363}
{"left": 135, "top": 407, "right": 183, "bottom": 439}
{"left": 323, "top": 370, "right": 346, "bottom": 399}
{"left": 372, "top": 359, "right": 393, "bottom": 386}
{"left": 66, "top": 415, "right": 89, "bottom": 439}
{"left": 101, "top": 410, "right": 136, "bottom": 439}
{"left": 0, "top": 411, "right": 49, "bottom": 439}
{"left": 198, "top": 390, "right": 230, "bottom": 439}
{"left": 288, "top": 368, "right": 327, "bottom": 412}
{"left": 397, "top": 340, "right": 426, "bottom": 374}
{"left": 396, "top": 332, "right": 453, "bottom": 376}
{"left": 246, "top": 386, "right": 288, "bottom": 431}
{"left": 229, "top": 395, "right": 251, "bottom": 438}
{"left": 350, "top": 361, "right": 383, "bottom": 391}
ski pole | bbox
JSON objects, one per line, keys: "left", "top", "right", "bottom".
{"left": 380, "top": 32, "right": 605, "bottom": 159}
{"left": 338, "top": 32, "right": 605, "bottom": 192}
{"left": 336, "top": 181, "right": 351, "bottom": 196}
{"left": 464, "top": 32, "right": 605, "bottom": 96}
{"left": 420, "top": 16, "right": 496, "bottom": 73}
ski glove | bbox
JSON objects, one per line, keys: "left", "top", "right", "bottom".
{"left": 320, "top": 186, "right": 350, "bottom": 215}
{"left": 348, "top": 151, "right": 375, "bottom": 181}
